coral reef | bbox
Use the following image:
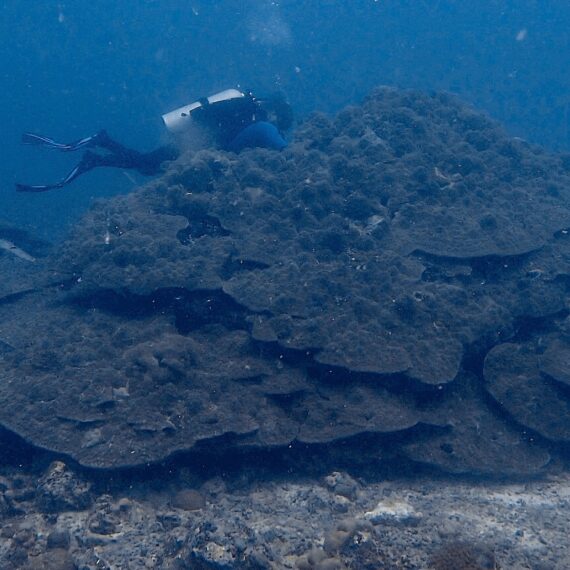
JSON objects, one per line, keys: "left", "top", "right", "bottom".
{"left": 0, "top": 87, "right": 568, "bottom": 473}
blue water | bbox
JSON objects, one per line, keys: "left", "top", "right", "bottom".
{"left": 2, "top": 0, "right": 570, "bottom": 239}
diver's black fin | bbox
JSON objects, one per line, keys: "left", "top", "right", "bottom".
{"left": 21, "top": 132, "right": 70, "bottom": 150}
{"left": 21, "top": 131, "right": 102, "bottom": 152}
{"left": 16, "top": 182, "right": 65, "bottom": 193}
{"left": 15, "top": 156, "right": 95, "bottom": 193}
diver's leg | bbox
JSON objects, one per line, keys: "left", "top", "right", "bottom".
{"left": 22, "top": 130, "right": 178, "bottom": 167}
{"left": 21, "top": 129, "right": 147, "bottom": 154}
{"left": 91, "top": 131, "right": 141, "bottom": 155}
{"left": 76, "top": 142, "right": 179, "bottom": 175}
{"left": 134, "top": 145, "right": 180, "bottom": 175}
{"left": 94, "top": 134, "right": 179, "bottom": 174}
{"left": 16, "top": 144, "right": 179, "bottom": 192}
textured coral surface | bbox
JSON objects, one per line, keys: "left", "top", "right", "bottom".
{"left": 0, "top": 87, "right": 569, "bottom": 472}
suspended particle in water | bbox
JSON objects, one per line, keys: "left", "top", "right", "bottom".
{"left": 516, "top": 28, "right": 528, "bottom": 41}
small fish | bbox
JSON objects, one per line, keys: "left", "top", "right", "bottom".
{"left": 0, "top": 238, "right": 36, "bottom": 262}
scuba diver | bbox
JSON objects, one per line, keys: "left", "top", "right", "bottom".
{"left": 16, "top": 88, "right": 293, "bottom": 193}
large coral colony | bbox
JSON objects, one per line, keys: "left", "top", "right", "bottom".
{"left": 1, "top": 87, "right": 570, "bottom": 475}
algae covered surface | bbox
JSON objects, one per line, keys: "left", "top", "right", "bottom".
{"left": 0, "top": 88, "right": 569, "bottom": 474}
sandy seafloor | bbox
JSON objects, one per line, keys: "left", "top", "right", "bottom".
{"left": 0, "top": 456, "right": 567, "bottom": 569}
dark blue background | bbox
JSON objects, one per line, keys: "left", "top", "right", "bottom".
{"left": 2, "top": 0, "right": 569, "bottom": 240}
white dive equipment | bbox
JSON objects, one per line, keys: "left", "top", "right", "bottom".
{"left": 161, "top": 89, "right": 246, "bottom": 133}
